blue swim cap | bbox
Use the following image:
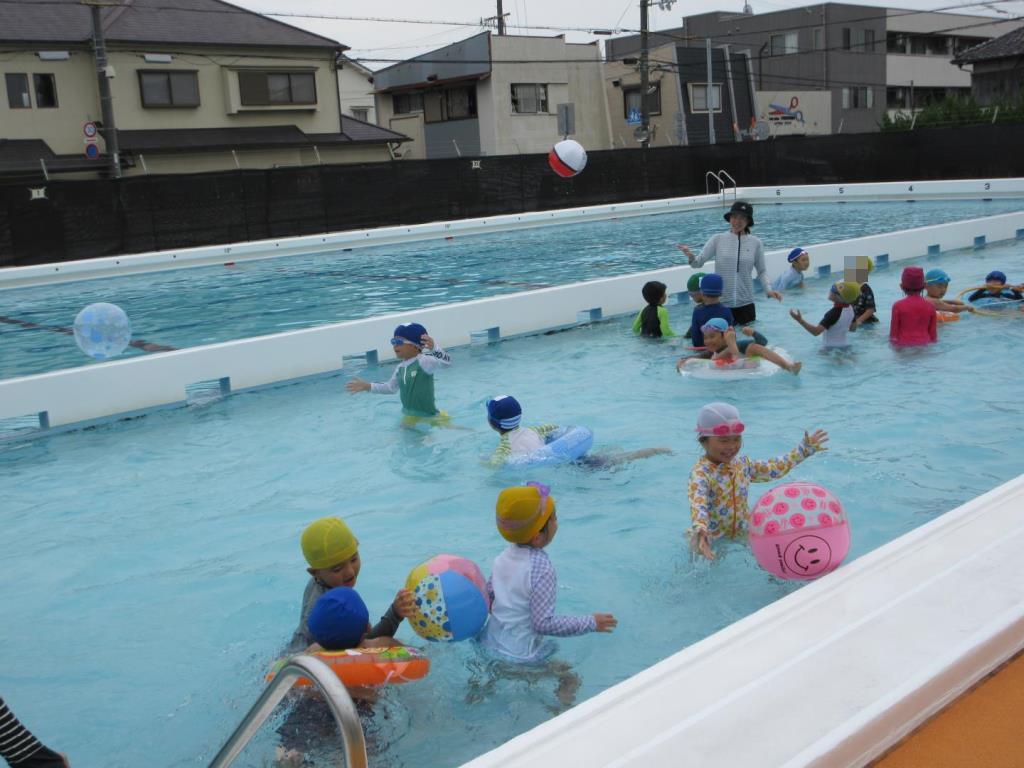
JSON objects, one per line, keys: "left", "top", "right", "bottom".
{"left": 392, "top": 322, "right": 427, "bottom": 347}
{"left": 925, "top": 269, "right": 950, "bottom": 285}
{"left": 700, "top": 317, "right": 730, "bottom": 334}
{"left": 308, "top": 587, "right": 369, "bottom": 650}
{"left": 986, "top": 270, "right": 1007, "bottom": 284}
{"left": 487, "top": 394, "right": 522, "bottom": 430}
{"left": 699, "top": 273, "right": 724, "bottom": 296}
{"left": 787, "top": 247, "right": 807, "bottom": 263}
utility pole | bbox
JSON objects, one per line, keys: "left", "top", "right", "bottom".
{"left": 639, "top": 0, "right": 650, "bottom": 148}
{"left": 85, "top": 0, "right": 121, "bottom": 178}
{"left": 497, "top": 0, "right": 505, "bottom": 35}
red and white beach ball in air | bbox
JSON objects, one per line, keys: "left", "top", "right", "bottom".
{"left": 548, "top": 139, "right": 587, "bottom": 178}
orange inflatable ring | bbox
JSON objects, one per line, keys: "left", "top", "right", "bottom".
{"left": 936, "top": 311, "right": 960, "bottom": 322}
{"left": 266, "top": 646, "right": 430, "bottom": 687}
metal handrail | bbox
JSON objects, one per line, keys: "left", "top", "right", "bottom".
{"left": 207, "top": 654, "right": 368, "bottom": 768}
{"left": 705, "top": 170, "right": 723, "bottom": 196}
{"left": 718, "top": 170, "right": 738, "bottom": 200}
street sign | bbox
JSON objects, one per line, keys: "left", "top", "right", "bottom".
{"left": 85, "top": 143, "right": 100, "bottom": 160}
{"left": 627, "top": 108, "right": 642, "bottom": 125}
{"left": 83, "top": 121, "right": 98, "bottom": 139}
{"left": 632, "top": 125, "right": 649, "bottom": 142}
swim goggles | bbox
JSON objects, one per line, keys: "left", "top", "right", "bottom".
{"left": 697, "top": 420, "right": 745, "bottom": 436}
{"left": 390, "top": 337, "right": 420, "bottom": 347}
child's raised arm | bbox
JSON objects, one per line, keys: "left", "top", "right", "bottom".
{"left": 744, "top": 430, "right": 828, "bottom": 482}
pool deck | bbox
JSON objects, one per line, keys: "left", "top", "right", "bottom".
{"left": 873, "top": 651, "right": 1024, "bottom": 768}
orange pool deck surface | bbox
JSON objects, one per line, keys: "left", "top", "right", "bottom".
{"left": 873, "top": 651, "right": 1024, "bottom": 767}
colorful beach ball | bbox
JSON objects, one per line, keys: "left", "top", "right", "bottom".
{"left": 748, "top": 482, "right": 850, "bottom": 581}
{"left": 406, "top": 554, "right": 490, "bottom": 642}
{"left": 73, "top": 302, "right": 132, "bottom": 360}
{"left": 548, "top": 139, "right": 587, "bottom": 178}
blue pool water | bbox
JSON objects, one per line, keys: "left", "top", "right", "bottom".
{"left": 1, "top": 239, "right": 1023, "bottom": 767}
{"left": 2, "top": 198, "right": 1023, "bottom": 379}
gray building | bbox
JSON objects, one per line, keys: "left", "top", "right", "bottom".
{"left": 953, "top": 27, "right": 1024, "bottom": 106}
{"left": 607, "top": 3, "right": 1023, "bottom": 133}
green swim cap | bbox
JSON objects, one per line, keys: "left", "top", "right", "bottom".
{"left": 831, "top": 281, "right": 861, "bottom": 304}
{"left": 301, "top": 517, "right": 359, "bottom": 569}
{"left": 687, "top": 272, "right": 706, "bottom": 292}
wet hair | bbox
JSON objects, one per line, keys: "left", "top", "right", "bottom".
{"left": 640, "top": 281, "right": 668, "bottom": 338}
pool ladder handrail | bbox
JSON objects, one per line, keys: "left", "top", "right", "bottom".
{"left": 704, "top": 170, "right": 738, "bottom": 201}
{"left": 207, "top": 654, "right": 368, "bottom": 768}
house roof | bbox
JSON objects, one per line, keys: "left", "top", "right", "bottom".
{"left": 953, "top": 25, "right": 1024, "bottom": 63}
{"left": 115, "top": 121, "right": 409, "bottom": 153}
{"left": 0, "top": 0, "right": 344, "bottom": 50}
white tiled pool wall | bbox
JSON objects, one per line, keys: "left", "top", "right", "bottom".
{"left": 1, "top": 206, "right": 1023, "bottom": 433}
{"left": 2, "top": 178, "right": 1023, "bottom": 290}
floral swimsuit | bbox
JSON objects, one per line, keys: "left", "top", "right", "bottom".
{"left": 688, "top": 440, "right": 817, "bottom": 539}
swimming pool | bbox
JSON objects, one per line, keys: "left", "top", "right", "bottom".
{"left": 1, "top": 237, "right": 1022, "bottom": 767}
{"left": 2, "top": 198, "right": 1023, "bottom": 380}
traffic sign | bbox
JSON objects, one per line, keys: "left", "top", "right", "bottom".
{"left": 627, "top": 108, "right": 642, "bottom": 125}
{"left": 83, "top": 121, "right": 98, "bottom": 139}
{"left": 85, "top": 143, "right": 100, "bottom": 160}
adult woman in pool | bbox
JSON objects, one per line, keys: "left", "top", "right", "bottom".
{"left": 678, "top": 201, "right": 782, "bottom": 325}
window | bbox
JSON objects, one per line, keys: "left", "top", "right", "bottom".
{"left": 5, "top": 73, "right": 30, "bottom": 108}
{"left": 842, "top": 86, "right": 873, "bottom": 110}
{"left": 770, "top": 31, "right": 798, "bottom": 56}
{"left": 842, "top": 28, "right": 851, "bottom": 50}
{"left": 138, "top": 71, "right": 199, "bottom": 107}
{"left": 421, "top": 85, "right": 477, "bottom": 123}
{"left": 351, "top": 107, "right": 369, "bottom": 122}
{"left": 863, "top": 29, "right": 876, "bottom": 52}
{"left": 238, "top": 70, "right": 316, "bottom": 106}
{"left": 622, "top": 83, "right": 662, "bottom": 117}
{"left": 392, "top": 91, "right": 423, "bottom": 114}
{"left": 688, "top": 83, "right": 722, "bottom": 113}
{"left": 33, "top": 74, "right": 57, "bottom": 108}
{"left": 813, "top": 27, "right": 824, "bottom": 51}
{"left": 908, "top": 34, "right": 951, "bottom": 56}
{"left": 887, "top": 32, "right": 907, "bottom": 54}
{"left": 510, "top": 83, "right": 548, "bottom": 113}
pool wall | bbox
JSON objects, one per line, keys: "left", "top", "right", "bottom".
{"left": 1, "top": 178, "right": 1022, "bottom": 291}
{"left": 458, "top": 473, "right": 1024, "bottom": 768}
{"left": 2, "top": 209, "right": 1023, "bottom": 431}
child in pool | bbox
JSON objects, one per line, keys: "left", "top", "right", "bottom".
{"left": 845, "top": 256, "right": 879, "bottom": 330}
{"left": 288, "top": 517, "right": 414, "bottom": 653}
{"left": 788, "top": 280, "right": 861, "bottom": 349}
{"left": 890, "top": 266, "right": 937, "bottom": 347}
{"left": 484, "top": 395, "right": 670, "bottom": 468}
{"left": 633, "top": 280, "right": 677, "bottom": 338}
{"left": 682, "top": 272, "right": 706, "bottom": 339}
{"left": 688, "top": 402, "right": 829, "bottom": 560}
{"left": 677, "top": 318, "right": 802, "bottom": 375}
{"left": 346, "top": 322, "right": 452, "bottom": 421}
{"left": 771, "top": 247, "right": 810, "bottom": 292}
{"left": 689, "top": 274, "right": 734, "bottom": 349}
{"left": 924, "top": 269, "right": 974, "bottom": 315}
{"left": 967, "top": 270, "right": 1024, "bottom": 303}
{"left": 481, "top": 483, "right": 616, "bottom": 663}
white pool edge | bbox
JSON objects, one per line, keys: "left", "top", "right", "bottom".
{"left": 459, "top": 474, "right": 1024, "bottom": 768}
{"left": 2, "top": 178, "right": 1023, "bottom": 290}
{"left": 3, "top": 208, "right": 1024, "bottom": 430}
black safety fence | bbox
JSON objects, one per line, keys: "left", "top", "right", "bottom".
{"left": 2, "top": 122, "right": 1024, "bottom": 268}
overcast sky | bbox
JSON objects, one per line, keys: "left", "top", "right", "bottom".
{"left": 231, "top": 0, "right": 1023, "bottom": 67}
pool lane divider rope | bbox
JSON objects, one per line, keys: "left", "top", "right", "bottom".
{"left": 0, "top": 315, "right": 178, "bottom": 352}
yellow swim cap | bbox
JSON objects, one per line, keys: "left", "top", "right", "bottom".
{"left": 495, "top": 484, "right": 556, "bottom": 544}
{"left": 832, "top": 280, "right": 862, "bottom": 304}
{"left": 301, "top": 517, "right": 359, "bottom": 569}
{"left": 857, "top": 256, "right": 874, "bottom": 273}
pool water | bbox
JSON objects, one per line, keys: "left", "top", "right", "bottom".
{"left": 2, "top": 198, "right": 1023, "bottom": 379}
{"left": 1, "top": 241, "right": 1023, "bottom": 768}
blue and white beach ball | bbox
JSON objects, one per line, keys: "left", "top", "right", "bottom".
{"left": 73, "top": 302, "right": 132, "bottom": 359}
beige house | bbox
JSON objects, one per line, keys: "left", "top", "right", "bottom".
{"left": 373, "top": 32, "right": 612, "bottom": 159}
{"left": 0, "top": 0, "right": 407, "bottom": 179}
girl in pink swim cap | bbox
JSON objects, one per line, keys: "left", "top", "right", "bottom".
{"left": 688, "top": 402, "right": 829, "bottom": 561}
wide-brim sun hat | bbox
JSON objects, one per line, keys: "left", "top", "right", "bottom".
{"left": 724, "top": 201, "right": 754, "bottom": 227}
